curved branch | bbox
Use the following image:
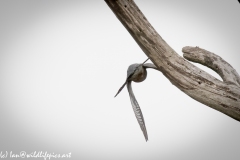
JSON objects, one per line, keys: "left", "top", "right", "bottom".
{"left": 105, "top": 0, "right": 240, "bottom": 121}
{"left": 183, "top": 46, "right": 240, "bottom": 87}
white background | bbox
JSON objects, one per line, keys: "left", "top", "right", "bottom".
{"left": 0, "top": 0, "right": 240, "bottom": 160}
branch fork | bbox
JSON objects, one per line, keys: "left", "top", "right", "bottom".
{"left": 106, "top": 0, "right": 240, "bottom": 121}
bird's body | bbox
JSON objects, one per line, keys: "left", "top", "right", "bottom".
{"left": 114, "top": 63, "right": 147, "bottom": 98}
{"left": 127, "top": 64, "right": 147, "bottom": 82}
{"left": 114, "top": 58, "right": 158, "bottom": 141}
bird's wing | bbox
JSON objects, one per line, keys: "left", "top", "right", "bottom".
{"left": 143, "top": 63, "right": 158, "bottom": 70}
{"left": 114, "top": 81, "right": 127, "bottom": 97}
{"left": 115, "top": 64, "right": 140, "bottom": 97}
{"left": 127, "top": 81, "right": 148, "bottom": 141}
{"left": 127, "top": 63, "right": 139, "bottom": 79}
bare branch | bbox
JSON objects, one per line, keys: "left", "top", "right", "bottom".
{"left": 105, "top": 0, "right": 240, "bottom": 121}
{"left": 183, "top": 46, "right": 240, "bottom": 87}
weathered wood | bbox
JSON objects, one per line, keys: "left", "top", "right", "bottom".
{"left": 182, "top": 46, "right": 240, "bottom": 87}
{"left": 105, "top": 0, "right": 240, "bottom": 121}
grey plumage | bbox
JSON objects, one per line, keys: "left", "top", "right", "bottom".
{"left": 114, "top": 58, "right": 157, "bottom": 141}
{"left": 127, "top": 81, "right": 148, "bottom": 141}
{"left": 114, "top": 63, "right": 145, "bottom": 97}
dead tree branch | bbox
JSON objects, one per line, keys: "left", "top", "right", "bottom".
{"left": 105, "top": 0, "right": 240, "bottom": 121}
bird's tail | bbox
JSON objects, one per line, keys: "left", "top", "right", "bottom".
{"left": 127, "top": 81, "right": 148, "bottom": 141}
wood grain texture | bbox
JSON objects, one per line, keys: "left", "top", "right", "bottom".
{"left": 105, "top": 0, "right": 240, "bottom": 121}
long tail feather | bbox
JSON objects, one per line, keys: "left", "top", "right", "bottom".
{"left": 127, "top": 81, "right": 148, "bottom": 141}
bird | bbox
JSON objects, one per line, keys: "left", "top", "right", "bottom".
{"left": 114, "top": 58, "right": 158, "bottom": 141}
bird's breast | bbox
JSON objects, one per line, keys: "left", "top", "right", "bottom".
{"left": 131, "top": 66, "right": 147, "bottom": 82}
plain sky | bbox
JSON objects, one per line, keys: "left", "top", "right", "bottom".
{"left": 0, "top": 0, "right": 240, "bottom": 160}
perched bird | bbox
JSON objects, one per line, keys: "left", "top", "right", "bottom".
{"left": 114, "top": 58, "right": 157, "bottom": 141}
